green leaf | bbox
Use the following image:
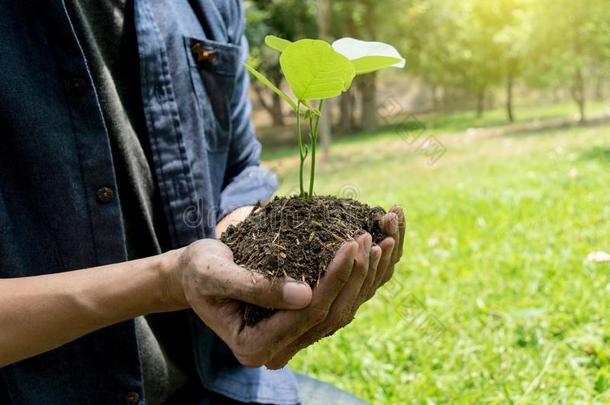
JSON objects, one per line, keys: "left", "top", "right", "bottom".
{"left": 351, "top": 56, "right": 403, "bottom": 75}
{"left": 265, "top": 35, "right": 292, "bottom": 52}
{"left": 244, "top": 64, "right": 297, "bottom": 111}
{"left": 280, "top": 39, "right": 355, "bottom": 101}
{"left": 332, "top": 38, "right": 406, "bottom": 72}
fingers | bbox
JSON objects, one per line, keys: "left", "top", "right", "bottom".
{"left": 224, "top": 265, "right": 313, "bottom": 310}
{"left": 299, "top": 240, "right": 359, "bottom": 314}
{"left": 187, "top": 239, "right": 313, "bottom": 310}
{"left": 324, "top": 233, "right": 371, "bottom": 323}
{"left": 375, "top": 237, "right": 395, "bottom": 289}
{"left": 389, "top": 205, "right": 406, "bottom": 262}
{"left": 375, "top": 206, "right": 405, "bottom": 289}
{"left": 382, "top": 212, "right": 400, "bottom": 264}
{"left": 232, "top": 241, "right": 358, "bottom": 366}
{"left": 217, "top": 206, "right": 405, "bottom": 370}
{"left": 265, "top": 234, "right": 373, "bottom": 369}
{"left": 189, "top": 238, "right": 235, "bottom": 260}
{"left": 360, "top": 244, "right": 382, "bottom": 302}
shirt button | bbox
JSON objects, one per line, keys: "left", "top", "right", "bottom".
{"left": 124, "top": 392, "right": 140, "bottom": 405}
{"left": 96, "top": 186, "right": 114, "bottom": 204}
{"left": 191, "top": 42, "right": 217, "bottom": 63}
{"left": 68, "top": 77, "right": 87, "bottom": 94}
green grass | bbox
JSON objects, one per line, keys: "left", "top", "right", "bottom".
{"left": 261, "top": 100, "right": 609, "bottom": 161}
{"left": 264, "top": 117, "right": 610, "bottom": 404}
{"left": 407, "top": 100, "right": 608, "bottom": 134}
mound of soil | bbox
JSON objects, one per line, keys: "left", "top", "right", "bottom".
{"left": 220, "top": 195, "right": 387, "bottom": 325}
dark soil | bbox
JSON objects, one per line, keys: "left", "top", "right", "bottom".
{"left": 220, "top": 195, "right": 387, "bottom": 326}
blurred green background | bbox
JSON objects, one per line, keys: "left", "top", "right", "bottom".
{"left": 244, "top": 1, "right": 610, "bottom": 403}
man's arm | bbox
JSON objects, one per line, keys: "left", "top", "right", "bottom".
{"left": 0, "top": 251, "right": 181, "bottom": 367}
{"left": 0, "top": 206, "right": 404, "bottom": 370}
{"left": 0, "top": 208, "right": 313, "bottom": 368}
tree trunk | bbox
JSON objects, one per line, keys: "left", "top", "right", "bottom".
{"left": 488, "top": 92, "right": 497, "bottom": 111}
{"left": 253, "top": 78, "right": 284, "bottom": 126}
{"left": 359, "top": 73, "right": 378, "bottom": 131}
{"left": 271, "top": 95, "right": 284, "bottom": 126}
{"left": 337, "top": 89, "right": 355, "bottom": 133}
{"left": 571, "top": 68, "right": 586, "bottom": 124}
{"left": 506, "top": 73, "right": 515, "bottom": 123}
{"left": 337, "top": 2, "right": 357, "bottom": 133}
{"left": 595, "top": 76, "right": 605, "bottom": 101}
{"left": 552, "top": 88, "right": 561, "bottom": 103}
{"left": 577, "top": 97, "right": 586, "bottom": 124}
{"left": 476, "top": 89, "right": 485, "bottom": 118}
{"left": 358, "top": 0, "right": 379, "bottom": 131}
{"left": 317, "top": 0, "right": 331, "bottom": 158}
{"left": 432, "top": 84, "right": 443, "bottom": 112}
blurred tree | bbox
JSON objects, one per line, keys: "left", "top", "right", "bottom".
{"left": 404, "top": 0, "right": 531, "bottom": 120}
{"left": 245, "top": 0, "right": 610, "bottom": 133}
{"left": 317, "top": 0, "right": 332, "bottom": 158}
{"left": 355, "top": 0, "right": 380, "bottom": 131}
{"left": 456, "top": 0, "right": 506, "bottom": 118}
{"left": 525, "top": 0, "right": 610, "bottom": 123}
{"left": 327, "top": 0, "right": 374, "bottom": 130}
{"left": 485, "top": 0, "right": 532, "bottom": 122}
{"left": 402, "top": 0, "right": 462, "bottom": 110}
{"left": 244, "top": 0, "right": 317, "bottom": 126}
{"left": 331, "top": 0, "right": 410, "bottom": 131}
{"left": 333, "top": 0, "right": 358, "bottom": 133}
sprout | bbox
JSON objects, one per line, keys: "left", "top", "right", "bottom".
{"left": 247, "top": 35, "right": 405, "bottom": 199}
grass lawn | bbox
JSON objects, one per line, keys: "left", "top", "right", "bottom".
{"left": 260, "top": 100, "right": 609, "bottom": 161}
{"left": 263, "top": 118, "right": 610, "bottom": 404}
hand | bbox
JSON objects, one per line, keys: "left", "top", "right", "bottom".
{"left": 215, "top": 206, "right": 254, "bottom": 239}
{"left": 165, "top": 237, "right": 359, "bottom": 368}
{"left": 166, "top": 239, "right": 316, "bottom": 366}
{"left": 376, "top": 205, "right": 406, "bottom": 289}
{"left": 163, "top": 205, "right": 405, "bottom": 369}
{"left": 264, "top": 205, "right": 406, "bottom": 369}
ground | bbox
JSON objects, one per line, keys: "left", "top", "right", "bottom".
{"left": 261, "top": 104, "right": 610, "bottom": 404}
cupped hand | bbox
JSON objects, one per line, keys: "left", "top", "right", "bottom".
{"left": 264, "top": 205, "right": 406, "bottom": 369}
{"left": 169, "top": 239, "right": 313, "bottom": 366}
{"left": 167, "top": 205, "right": 405, "bottom": 369}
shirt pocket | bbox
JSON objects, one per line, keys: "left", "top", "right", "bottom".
{"left": 184, "top": 36, "right": 240, "bottom": 153}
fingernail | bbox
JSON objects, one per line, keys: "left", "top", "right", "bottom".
{"left": 372, "top": 248, "right": 382, "bottom": 268}
{"left": 282, "top": 282, "right": 311, "bottom": 307}
{"left": 363, "top": 233, "right": 372, "bottom": 251}
{"left": 388, "top": 213, "right": 398, "bottom": 233}
{"left": 391, "top": 205, "right": 404, "bottom": 219}
{"left": 342, "top": 240, "right": 359, "bottom": 258}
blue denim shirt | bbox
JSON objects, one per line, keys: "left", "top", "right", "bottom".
{"left": 0, "top": 0, "right": 299, "bottom": 404}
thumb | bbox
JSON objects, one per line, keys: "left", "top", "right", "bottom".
{"left": 225, "top": 264, "right": 313, "bottom": 310}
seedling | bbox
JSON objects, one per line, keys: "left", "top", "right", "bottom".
{"left": 246, "top": 36, "right": 405, "bottom": 199}
{"left": 224, "top": 37, "right": 405, "bottom": 325}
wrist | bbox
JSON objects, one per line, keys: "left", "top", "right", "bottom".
{"left": 156, "top": 247, "right": 189, "bottom": 311}
{"left": 215, "top": 205, "right": 255, "bottom": 238}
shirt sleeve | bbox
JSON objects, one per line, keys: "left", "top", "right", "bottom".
{"left": 218, "top": 33, "right": 278, "bottom": 220}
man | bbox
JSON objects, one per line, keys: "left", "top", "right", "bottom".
{"left": 0, "top": 0, "right": 405, "bottom": 404}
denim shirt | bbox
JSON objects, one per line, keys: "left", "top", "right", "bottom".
{"left": 0, "top": 1, "right": 300, "bottom": 404}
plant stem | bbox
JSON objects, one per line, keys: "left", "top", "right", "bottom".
{"left": 308, "top": 100, "right": 324, "bottom": 199}
{"left": 308, "top": 113, "right": 315, "bottom": 200}
{"left": 296, "top": 101, "right": 305, "bottom": 197}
